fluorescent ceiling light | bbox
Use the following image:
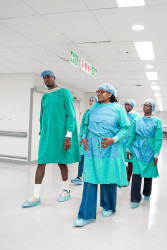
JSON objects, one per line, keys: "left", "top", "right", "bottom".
{"left": 152, "top": 81, "right": 157, "bottom": 84}
{"left": 151, "top": 85, "right": 160, "bottom": 91}
{"left": 154, "top": 92, "right": 161, "bottom": 97}
{"left": 156, "top": 98, "right": 162, "bottom": 101}
{"left": 146, "top": 72, "right": 158, "bottom": 80}
{"left": 159, "top": 105, "right": 163, "bottom": 110}
{"left": 146, "top": 65, "right": 153, "bottom": 69}
{"left": 132, "top": 25, "right": 144, "bottom": 30}
{"left": 116, "top": 0, "right": 145, "bottom": 7}
{"left": 134, "top": 42, "right": 155, "bottom": 60}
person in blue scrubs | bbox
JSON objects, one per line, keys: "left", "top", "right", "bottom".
{"left": 73, "top": 83, "right": 130, "bottom": 227}
{"left": 127, "top": 99, "right": 163, "bottom": 209}
{"left": 122, "top": 99, "right": 139, "bottom": 184}
{"left": 71, "top": 96, "right": 97, "bottom": 185}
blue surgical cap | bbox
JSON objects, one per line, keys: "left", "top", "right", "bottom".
{"left": 41, "top": 70, "right": 55, "bottom": 77}
{"left": 89, "top": 96, "right": 97, "bottom": 102}
{"left": 125, "top": 99, "right": 136, "bottom": 108}
{"left": 144, "top": 99, "right": 155, "bottom": 111}
{"left": 98, "top": 83, "right": 116, "bottom": 96}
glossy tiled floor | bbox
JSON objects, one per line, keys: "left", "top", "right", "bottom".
{"left": 0, "top": 142, "right": 167, "bottom": 250}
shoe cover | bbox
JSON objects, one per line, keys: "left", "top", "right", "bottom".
{"left": 72, "top": 218, "right": 91, "bottom": 227}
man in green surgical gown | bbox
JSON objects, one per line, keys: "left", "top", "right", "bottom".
{"left": 22, "top": 70, "right": 80, "bottom": 208}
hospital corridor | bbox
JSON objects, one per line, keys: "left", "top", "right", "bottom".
{"left": 0, "top": 0, "right": 167, "bottom": 250}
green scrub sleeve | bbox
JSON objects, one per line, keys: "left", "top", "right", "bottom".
{"left": 79, "top": 110, "right": 88, "bottom": 141}
{"left": 39, "top": 94, "right": 45, "bottom": 136}
{"left": 82, "top": 110, "right": 90, "bottom": 139}
{"left": 63, "top": 89, "right": 77, "bottom": 133}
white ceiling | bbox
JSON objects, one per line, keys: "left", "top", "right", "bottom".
{"left": 0, "top": 0, "right": 167, "bottom": 110}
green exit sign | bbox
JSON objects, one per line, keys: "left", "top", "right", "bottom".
{"left": 92, "top": 67, "right": 97, "bottom": 78}
{"left": 70, "top": 51, "right": 78, "bottom": 67}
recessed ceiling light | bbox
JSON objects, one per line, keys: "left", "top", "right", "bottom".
{"left": 132, "top": 25, "right": 144, "bottom": 30}
{"left": 146, "top": 65, "right": 153, "bottom": 69}
{"left": 134, "top": 42, "right": 155, "bottom": 60}
{"left": 116, "top": 0, "right": 145, "bottom": 7}
{"left": 146, "top": 72, "right": 158, "bottom": 80}
{"left": 151, "top": 85, "right": 160, "bottom": 91}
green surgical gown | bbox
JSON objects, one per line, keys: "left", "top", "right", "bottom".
{"left": 38, "top": 87, "right": 80, "bottom": 164}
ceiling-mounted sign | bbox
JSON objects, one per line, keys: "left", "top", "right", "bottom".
{"left": 69, "top": 51, "right": 98, "bottom": 78}
{"left": 81, "top": 58, "right": 91, "bottom": 75}
{"left": 70, "top": 51, "right": 78, "bottom": 67}
{"left": 92, "top": 67, "right": 97, "bottom": 78}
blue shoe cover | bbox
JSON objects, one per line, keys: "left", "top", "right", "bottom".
{"left": 131, "top": 202, "right": 139, "bottom": 209}
{"left": 57, "top": 190, "right": 70, "bottom": 202}
{"left": 72, "top": 218, "right": 91, "bottom": 227}
{"left": 71, "top": 177, "right": 82, "bottom": 185}
{"left": 102, "top": 209, "right": 113, "bottom": 217}
{"left": 22, "top": 197, "right": 41, "bottom": 208}
{"left": 144, "top": 195, "right": 150, "bottom": 201}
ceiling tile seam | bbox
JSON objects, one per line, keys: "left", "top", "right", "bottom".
{"left": 0, "top": 14, "right": 40, "bottom": 20}
{"left": 40, "top": 15, "right": 76, "bottom": 46}
{"left": 38, "top": 16, "right": 100, "bottom": 63}
{"left": 75, "top": 40, "right": 167, "bottom": 45}
{"left": 0, "top": 16, "right": 72, "bottom": 49}
{"left": 22, "top": 0, "right": 41, "bottom": 15}
{"left": 0, "top": 21, "right": 38, "bottom": 46}
{"left": 82, "top": 0, "right": 111, "bottom": 42}
{"left": 0, "top": 4, "right": 167, "bottom": 20}
{"left": 42, "top": 44, "right": 91, "bottom": 63}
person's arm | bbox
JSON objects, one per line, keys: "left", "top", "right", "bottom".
{"left": 82, "top": 109, "right": 91, "bottom": 151}
{"left": 62, "top": 89, "right": 77, "bottom": 149}
{"left": 39, "top": 95, "right": 45, "bottom": 135}
{"left": 126, "top": 118, "right": 137, "bottom": 151}
{"left": 153, "top": 119, "right": 163, "bottom": 164}
{"left": 112, "top": 105, "right": 131, "bottom": 143}
{"left": 62, "top": 89, "right": 77, "bottom": 135}
{"left": 79, "top": 110, "right": 88, "bottom": 141}
{"left": 101, "top": 105, "right": 131, "bottom": 148}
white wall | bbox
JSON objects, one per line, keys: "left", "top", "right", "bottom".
{"left": 0, "top": 73, "right": 87, "bottom": 162}
{"left": 0, "top": 74, "right": 34, "bottom": 158}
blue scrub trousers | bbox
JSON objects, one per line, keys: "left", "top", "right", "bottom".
{"left": 131, "top": 174, "right": 152, "bottom": 202}
{"left": 78, "top": 182, "right": 117, "bottom": 220}
{"left": 77, "top": 155, "right": 84, "bottom": 177}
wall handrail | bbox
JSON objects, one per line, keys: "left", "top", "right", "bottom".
{"left": 0, "top": 131, "right": 27, "bottom": 137}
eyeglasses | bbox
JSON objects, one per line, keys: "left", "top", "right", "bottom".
{"left": 142, "top": 104, "right": 152, "bottom": 108}
{"left": 96, "top": 90, "right": 108, "bottom": 94}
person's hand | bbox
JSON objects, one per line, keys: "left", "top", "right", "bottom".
{"left": 82, "top": 138, "right": 89, "bottom": 151}
{"left": 63, "top": 138, "right": 71, "bottom": 150}
{"left": 100, "top": 137, "right": 114, "bottom": 148}
{"left": 153, "top": 157, "right": 158, "bottom": 165}
{"left": 127, "top": 152, "right": 132, "bottom": 160}
{"left": 79, "top": 140, "right": 82, "bottom": 146}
